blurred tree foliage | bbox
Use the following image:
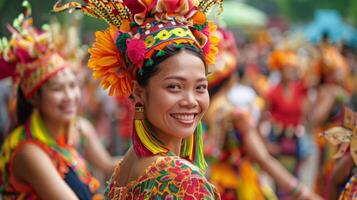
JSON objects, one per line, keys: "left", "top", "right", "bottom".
{"left": 1, "top": 0, "right": 356, "bottom": 37}
{"left": 248, "top": 0, "right": 357, "bottom": 25}
{"left": 0, "top": 0, "right": 106, "bottom": 43}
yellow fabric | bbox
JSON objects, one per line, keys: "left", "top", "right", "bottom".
{"left": 209, "top": 160, "right": 277, "bottom": 200}
{"left": 134, "top": 120, "right": 168, "bottom": 154}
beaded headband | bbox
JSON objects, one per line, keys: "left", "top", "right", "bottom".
{"left": 53, "top": 0, "right": 223, "bottom": 97}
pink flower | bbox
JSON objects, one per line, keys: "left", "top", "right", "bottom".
{"left": 124, "top": 0, "right": 158, "bottom": 24}
{"left": 201, "top": 25, "right": 210, "bottom": 55}
{"left": 156, "top": 0, "right": 195, "bottom": 15}
{"left": 0, "top": 58, "right": 16, "bottom": 79}
{"left": 126, "top": 38, "right": 146, "bottom": 64}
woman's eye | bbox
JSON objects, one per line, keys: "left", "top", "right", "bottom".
{"left": 48, "top": 85, "right": 62, "bottom": 91}
{"left": 196, "top": 84, "right": 207, "bottom": 91}
{"left": 167, "top": 84, "right": 181, "bottom": 91}
{"left": 69, "top": 81, "right": 79, "bottom": 89}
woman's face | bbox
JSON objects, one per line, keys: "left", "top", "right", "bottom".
{"left": 137, "top": 50, "right": 209, "bottom": 142}
{"left": 37, "top": 68, "right": 81, "bottom": 124}
{"left": 281, "top": 66, "right": 297, "bottom": 82}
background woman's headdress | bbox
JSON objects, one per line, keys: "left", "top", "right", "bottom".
{"left": 54, "top": 0, "right": 223, "bottom": 97}
{"left": 207, "top": 28, "right": 238, "bottom": 88}
{"left": 0, "top": 1, "right": 69, "bottom": 99}
{"left": 267, "top": 49, "right": 298, "bottom": 70}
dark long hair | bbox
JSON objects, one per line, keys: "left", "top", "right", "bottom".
{"left": 136, "top": 43, "right": 206, "bottom": 87}
{"left": 16, "top": 87, "right": 34, "bottom": 125}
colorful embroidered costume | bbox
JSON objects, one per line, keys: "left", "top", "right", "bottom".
{"left": 0, "top": 112, "right": 101, "bottom": 200}
{"left": 338, "top": 173, "right": 357, "bottom": 200}
{"left": 53, "top": 0, "right": 222, "bottom": 199}
{"left": 106, "top": 156, "right": 219, "bottom": 199}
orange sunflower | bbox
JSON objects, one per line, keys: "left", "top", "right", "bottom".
{"left": 88, "top": 25, "right": 133, "bottom": 97}
{"left": 204, "top": 21, "right": 220, "bottom": 65}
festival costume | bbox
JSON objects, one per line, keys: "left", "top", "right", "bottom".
{"left": 265, "top": 50, "right": 312, "bottom": 178}
{"left": 313, "top": 44, "right": 351, "bottom": 196}
{"left": 204, "top": 29, "right": 276, "bottom": 200}
{"left": 0, "top": 1, "right": 101, "bottom": 199}
{"left": 53, "top": 0, "right": 222, "bottom": 199}
{"left": 266, "top": 80, "right": 308, "bottom": 174}
{"left": 106, "top": 155, "right": 219, "bottom": 199}
{"left": 0, "top": 111, "right": 101, "bottom": 200}
{"left": 322, "top": 107, "right": 357, "bottom": 199}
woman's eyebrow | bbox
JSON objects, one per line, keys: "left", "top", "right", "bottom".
{"left": 164, "top": 76, "right": 207, "bottom": 82}
{"left": 164, "top": 76, "right": 186, "bottom": 81}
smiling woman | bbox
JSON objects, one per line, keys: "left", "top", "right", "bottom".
{"left": 53, "top": 0, "right": 222, "bottom": 199}
{"left": 133, "top": 48, "right": 209, "bottom": 155}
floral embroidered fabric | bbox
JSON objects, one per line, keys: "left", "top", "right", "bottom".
{"left": 105, "top": 156, "right": 220, "bottom": 199}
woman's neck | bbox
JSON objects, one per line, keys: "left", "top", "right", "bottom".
{"left": 39, "top": 113, "right": 67, "bottom": 138}
{"left": 151, "top": 126, "right": 182, "bottom": 156}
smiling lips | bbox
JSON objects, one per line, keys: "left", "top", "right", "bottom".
{"left": 170, "top": 113, "right": 198, "bottom": 125}
{"left": 59, "top": 104, "right": 77, "bottom": 114}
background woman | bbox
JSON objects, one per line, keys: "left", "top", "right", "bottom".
{"left": 0, "top": 2, "right": 116, "bottom": 199}
{"left": 204, "top": 28, "right": 321, "bottom": 200}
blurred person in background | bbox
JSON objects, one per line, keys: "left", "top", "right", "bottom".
{"left": 204, "top": 28, "right": 321, "bottom": 200}
{"left": 262, "top": 47, "right": 317, "bottom": 198}
{"left": 0, "top": 2, "right": 117, "bottom": 199}
{"left": 309, "top": 34, "right": 352, "bottom": 197}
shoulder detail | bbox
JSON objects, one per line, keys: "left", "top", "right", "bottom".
{"left": 125, "top": 156, "right": 219, "bottom": 199}
{"left": 179, "top": 174, "right": 221, "bottom": 199}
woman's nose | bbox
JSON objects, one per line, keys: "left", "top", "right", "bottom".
{"left": 179, "top": 91, "right": 198, "bottom": 108}
{"left": 63, "top": 86, "right": 78, "bottom": 101}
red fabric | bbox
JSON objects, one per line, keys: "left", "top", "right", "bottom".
{"left": 267, "top": 81, "right": 307, "bottom": 127}
{"left": 0, "top": 58, "right": 16, "bottom": 79}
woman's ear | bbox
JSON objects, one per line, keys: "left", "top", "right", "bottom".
{"left": 132, "top": 80, "right": 146, "bottom": 105}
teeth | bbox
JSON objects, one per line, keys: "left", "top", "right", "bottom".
{"left": 171, "top": 114, "right": 195, "bottom": 121}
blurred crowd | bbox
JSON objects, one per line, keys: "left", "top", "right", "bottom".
{"left": 0, "top": 6, "right": 357, "bottom": 200}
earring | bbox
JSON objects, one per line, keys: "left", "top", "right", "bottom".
{"left": 134, "top": 105, "right": 145, "bottom": 120}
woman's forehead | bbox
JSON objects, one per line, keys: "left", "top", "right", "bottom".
{"left": 155, "top": 51, "right": 206, "bottom": 78}
{"left": 47, "top": 68, "right": 76, "bottom": 84}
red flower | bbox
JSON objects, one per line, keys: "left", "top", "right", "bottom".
{"left": 124, "top": 0, "right": 158, "bottom": 24}
{"left": 126, "top": 38, "right": 146, "bottom": 64}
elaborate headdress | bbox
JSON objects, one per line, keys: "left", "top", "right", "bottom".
{"left": 48, "top": 16, "right": 88, "bottom": 74}
{"left": 315, "top": 45, "right": 349, "bottom": 76}
{"left": 0, "top": 1, "right": 68, "bottom": 99}
{"left": 54, "top": 0, "right": 222, "bottom": 97}
{"left": 207, "top": 28, "right": 238, "bottom": 88}
{"left": 267, "top": 49, "right": 298, "bottom": 70}
{"left": 54, "top": 0, "right": 223, "bottom": 171}
{"left": 322, "top": 107, "right": 357, "bottom": 165}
